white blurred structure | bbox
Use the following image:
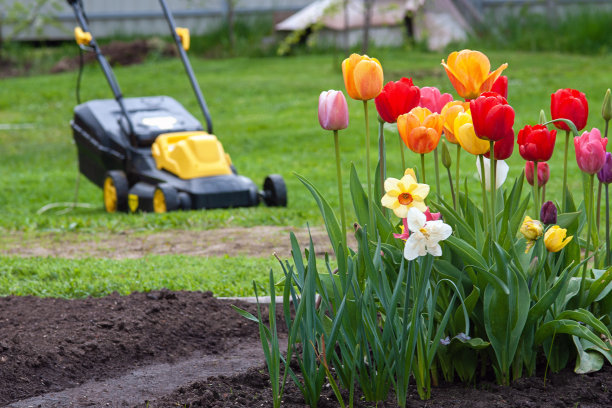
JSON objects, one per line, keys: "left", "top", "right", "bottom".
{"left": 275, "top": 0, "right": 470, "bottom": 51}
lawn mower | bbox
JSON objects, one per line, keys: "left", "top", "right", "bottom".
{"left": 66, "top": 0, "right": 287, "bottom": 213}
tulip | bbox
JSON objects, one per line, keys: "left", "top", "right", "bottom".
{"left": 491, "top": 75, "right": 508, "bottom": 99}
{"left": 544, "top": 225, "right": 573, "bottom": 253}
{"left": 575, "top": 128, "right": 608, "bottom": 174}
{"left": 470, "top": 92, "right": 515, "bottom": 142}
{"left": 517, "top": 124, "right": 557, "bottom": 162}
{"left": 374, "top": 77, "right": 420, "bottom": 123}
{"left": 476, "top": 157, "right": 509, "bottom": 191}
{"left": 603, "top": 89, "right": 612, "bottom": 122}
{"left": 441, "top": 49, "right": 508, "bottom": 100}
{"left": 441, "top": 100, "right": 470, "bottom": 144}
{"left": 398, "top": 107, "right": 443, "bottom": 155}
{"left": 540, "top": 201, "right": 557, "bottom": 225}
{"left": 598, "top": 152, "right": 612, "bottom": 184}
{"left": 520, "top": 216, "right": 543, "bottom": 241}
{"left": 525, "top": 161, "right": 550, "bottom": 187}
{"left": 520, "top": 215, "right": 544, "bottom": 253}
{"left": 484, "top": 130, "right": 514, "bottom": 160}
{"left": 419, "top": 86, "right": 453, "bottom": 114}
{"left": 318, "top": 90, "right": 349, "bottom": 131}
{"left": 342, "top": 53, "right": 384, "bottom": 101}
{"left": 453, "top": 111, "right": 489, "bottom": 155}
{"left": 551, "top": 88, "right": 588, "bottom": 132}
{"left": 575, "top": 128, "right": 608, "bottom": 304}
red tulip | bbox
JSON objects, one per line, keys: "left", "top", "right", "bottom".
{"left": 470, "top": 92, "right": 515, "bottom": 142}
{"left": 551, "top": 88, "right": 588, "bottom": 132}
{"left": 375, "top": 78, "right": 420, "bottom": 123}
{"left": 484, "top": 129, "right": 514, "bottom": 160}
{"left": 418, "top": 86, "right": 453, "bottom": 114}
{"left": 525, "top": 161, "right": 550, "bottom": 187}
{"left": 490, "top": 75, "right": 508, "bottom": 99}
{"left": 574, "top": 128, "right": 608, "bottom": 174}
{"left": 517, "top": 124, "right": 557, "bottom": 162}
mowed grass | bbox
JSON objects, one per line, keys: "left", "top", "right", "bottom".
{"left": 0, "top": 49, "right": 611, "bottom": 298}
{"left": 0, "top": 254, "right": 282, "bottom": 298}
{"left": 1, "top": 50, "right": 611, "bottom": 233}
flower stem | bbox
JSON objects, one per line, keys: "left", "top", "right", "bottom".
{"left": 399, "top": 134, "right": 406, "bottom": 171}
{"left": 363, "top": 100, "right": 375, "bottom": 235}
{"left": 597, "top": 180, "right": 603, "bottom": 235}
{"left": 378, "top": 120, "right": 387, "bottom": 218}
{"left": 533, "top": 161, "right": 540, "bottom": 218}
{"left": 447, "top": 166, "right": 456, "bottom": 210}
{"left": 479, "top": 155, "right": 489, "bottom": 230}
{"left": 579, "top": 173, "right": 595, "bottom": 306}
{"left": 541, "top": 185, "right": 546, "bottom": 208}
{"left": 434, "top": 147, "right": 441, "bottom": 199}
{"left": 456, "top": 144, "right": 461, "bottom": 210}
{"left": 420, "top": 153, "right": 426, "bottom": 184}
{"left": 606, "top": 183, "right": 610, "bottom": 266}
{"left": 490, "top": 141, "right": 496, "bottom": 239}
{"left": 563, "top": 130, "right": 570, "bottom": 211}
{"left": 334, "top": 130, "right": 347, "bottom": 250}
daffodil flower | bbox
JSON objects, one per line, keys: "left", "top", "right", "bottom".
{"left": 381, "top": 173, "right": 429, "bottom": 218}
{"left": 404, "top": 207, "right": 452, "bottom": 261}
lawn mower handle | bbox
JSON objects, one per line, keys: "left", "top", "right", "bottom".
{"left": 159, "top": 0, "right": 214, "bottom": 134}
{"left": 66, "top": 0, "right": 135, "bottom": 140}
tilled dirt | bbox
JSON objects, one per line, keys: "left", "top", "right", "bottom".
{"left": 0, "top": 226, "right": 343, "bottom": 259}
{"left": 1, "top": 290, "right": 612, "bottom": 407}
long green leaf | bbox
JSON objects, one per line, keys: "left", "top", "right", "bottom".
{"left": 535, "top": 319, "right": 609, "bottom": 350}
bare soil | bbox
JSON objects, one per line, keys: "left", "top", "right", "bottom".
{"left": 1, "top": 290, "right": 612, "bottom": 407}
{"left": 0, "top": 226, "right": 342, "bottom": 259}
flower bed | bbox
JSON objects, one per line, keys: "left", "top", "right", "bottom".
{"left": 242, "top": 49, "right": 612, "bottom": 407}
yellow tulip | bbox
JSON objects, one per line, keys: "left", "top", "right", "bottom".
{"left": 520, "top": 216, "right": 544, "bottom": 253}
{"left": 453, "top": 110, "right": 489, "bottom": 155}
{"left": 544, "top": 226, "right": 573, "bottom": 252}
{"left": 441, "top": 49, "right": 507, "bottom": 100}
{"left": 342, "top": 53, "right": 384, "bottom": 101}
{"left": 441, "top": 100, "right": 470, "bottom": 144}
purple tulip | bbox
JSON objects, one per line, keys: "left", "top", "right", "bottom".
{"left": 318, "top": 90, "right": 349, "bottom": 131}
{"left": 597, "top": 152, "right": 612, "bottom": 184}
{"left": 540, "top": 201, "right": 557, "bottom": 225}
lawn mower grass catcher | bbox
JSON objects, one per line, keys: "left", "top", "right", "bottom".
{"left": 67, "top": 0, "right": 287, "bottom": 213}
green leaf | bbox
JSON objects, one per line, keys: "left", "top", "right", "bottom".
{"left": 573, "top": 336, "right": 604, "bottom": 374}
{"left": 586, "top": 267, "right": 612, "bottom": 304}
{"left": 445, "top": 235, "right": 488, "bottom": 272}
{"left": 535, "top": 319, "right": 609, "bottom": 350}
{"left": 557, "top": 211, "right": 581, "bottom": 230}
{"left": 525, "top": 262, "right": 575, "bottom": 327}
{"left": 557, "top": 309, "right": 611, "bottom": 340}
{"left": 350, "top": 164, "right": 370, "bottom": 233}
{"left": 295, "top": 173, "right": 343, "bottom": 257}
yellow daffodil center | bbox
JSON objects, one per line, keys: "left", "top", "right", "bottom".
{"left": 398, "top": 193, "right": 413, "bottom": 205}
{"left": 419, "top": 227, "right": 429, "bottom": 238}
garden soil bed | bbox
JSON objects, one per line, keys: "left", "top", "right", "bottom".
{"left": 1, "top": 289, "right": 612, "bottom": 407}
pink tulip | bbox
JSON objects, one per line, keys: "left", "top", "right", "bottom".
{"left": 419, "top": 87, "right": 453, "bottom": 114}
{"left": 574, "top": 128, "right": 608, "bottom": 174}
{"left": 318, "top": 90, "right": 349, "bottom": 131}
{"left": 525, "top": 161, "right": 550, "bottom": 187}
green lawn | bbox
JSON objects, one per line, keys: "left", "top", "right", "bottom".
{"left": 1, "top": 49, "right": 611, "bottom": 298}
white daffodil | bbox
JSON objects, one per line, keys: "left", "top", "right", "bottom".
{"left": 404, "top": 207, "right": 453, "bottom": 261}
{"left": 476, "top": 157, "right": 509, "bottom": 191}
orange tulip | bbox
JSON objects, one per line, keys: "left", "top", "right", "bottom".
{"left": 441, "top": 100, "right": 470, "bottom": 144}
{"left": 441, "top": 50, "right": 507, "bottom": 100}
{"left": 398, "top": 107, "right": 443, "bottom": 154}
{"left": 342, "top": 53, "right": 384, "bottom": 101}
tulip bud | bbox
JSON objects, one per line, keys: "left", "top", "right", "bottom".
{"left": 525, "top": 161, "right": 550, "bottom": 187}
{"left": 539, "top": 109, "right": 547, "bottom": 125}
{"left": 603, "top": 89, "right": 612, "bottom": 122}
{"left": 441, "top": 139, "right": 452, "bottom": 169}
{"left": 597, "top": 152, "right": 612, "bottom": 184}
{"left": 540, "top": 201, "right": 557, "bottom": 225}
